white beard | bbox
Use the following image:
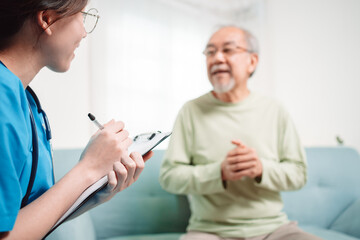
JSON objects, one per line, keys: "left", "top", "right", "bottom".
{"left": 212, "top": 77, "right": 235, "bottom": 93}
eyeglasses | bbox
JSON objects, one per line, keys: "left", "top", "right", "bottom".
{"left": 81, "top": 8, "right": 100, "bottom": 34}
{"left": 203, "top": 45, "right": 252, "bottom": 58}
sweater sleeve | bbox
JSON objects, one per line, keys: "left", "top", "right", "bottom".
{"left": 256, "top": 106, "right": 307, "bottom": 192}
{"left": 159, "top": 104, "right": 226, "bottom": 195}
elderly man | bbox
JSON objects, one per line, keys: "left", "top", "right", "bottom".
{"left": 159, "top": 26, "right": 321, "bottom": 240}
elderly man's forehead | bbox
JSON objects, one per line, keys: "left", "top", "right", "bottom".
{"left": 207, "top": 27, "right": 246, "bottom": 46}
{"left": 206, "top": 41, "right": 238, "bottom": 49}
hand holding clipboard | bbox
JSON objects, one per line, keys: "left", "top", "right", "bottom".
{"left": 48, "top": 129, "right": 171, "bottom": 234}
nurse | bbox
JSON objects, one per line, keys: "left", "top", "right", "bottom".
{"left": 0, "top": 0, "right": 152, "bottom": 239}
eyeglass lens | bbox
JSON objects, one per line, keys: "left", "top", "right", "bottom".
{"left": 83, "top": 8, "right": 99, "bottom": 33}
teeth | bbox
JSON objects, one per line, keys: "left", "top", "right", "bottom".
{"left": 214, "top": 71, "right": 228, "bottom": 74}
{"left": 211, "top": 64, "right": 229, "bottom": 74}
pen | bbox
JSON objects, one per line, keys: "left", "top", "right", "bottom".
{"left": 88, "top": 113, "right": 104, "bottom": 130}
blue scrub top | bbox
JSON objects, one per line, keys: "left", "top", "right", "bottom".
{"left": 0, "top": 62, "right": 54, "bottom": 232}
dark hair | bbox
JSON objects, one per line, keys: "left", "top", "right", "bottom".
{"left": 0, "top": 0, "right": 88, "bottom": 50}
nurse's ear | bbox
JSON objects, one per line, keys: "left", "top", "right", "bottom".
{"left": 36, "top": 10, "right": 58, "bottom": 36}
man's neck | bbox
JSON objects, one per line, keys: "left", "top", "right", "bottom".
{"left": 212, "top": 87, "right": 250, "bottom": 103}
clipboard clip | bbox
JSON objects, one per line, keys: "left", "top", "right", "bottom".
{"left": 133, "top": 131, "right": 161, "bottom": 142}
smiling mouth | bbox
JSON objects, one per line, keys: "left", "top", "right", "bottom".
{"left": 212, "top": 70, "right": 230, "bottom": 75}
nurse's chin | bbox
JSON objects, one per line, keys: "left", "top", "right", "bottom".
{"left": 46, "top": 61, "right": 72, "bottom": 73}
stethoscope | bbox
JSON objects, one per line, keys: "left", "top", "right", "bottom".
{"left": 21, "top": 86, "right": 53, "bottom": 208}
{"left": 26, "top": 87, "right": 52, "bottom": 142}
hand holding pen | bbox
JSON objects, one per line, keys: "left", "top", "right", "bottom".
{"left": 84, "top": 113, "right": 152, "bottom": 195}
{"left": 80, "top": 114, "right": 131, "bottom": 178}
{"left": 87, "top": 112, "right": 150, "bottom": 164}
{"left": 87, "top": 113, "right": 153, "bottom": 159}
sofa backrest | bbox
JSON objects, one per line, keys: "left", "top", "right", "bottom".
{"left": 48, "top": 148, "right": 96, "bottom": 240}
{"left": 282, "top": 147, "right": 360, "bottom": 228}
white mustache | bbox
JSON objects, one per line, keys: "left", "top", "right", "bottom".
{"left": 210, "top": 64, "right": 230, "bottom": 74}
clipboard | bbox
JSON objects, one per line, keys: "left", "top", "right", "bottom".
{"left": 129, "top": 131, "right": 172, "bottom": 156}
{"left": 48, "top": 131, "right": 171, "bottom": 234}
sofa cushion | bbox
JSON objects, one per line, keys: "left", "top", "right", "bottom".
{"left": 301, "top": 225, "right": 359, "bottom": 240}
{"left": 106, "top": 233, "right": 182, "bottom": 240}
{"left": 282, "top": 147, "right": 360, "bottom": 228}
{"left": 89, "top": 151, "right": 190, "bottom": 239}
{"left": 47, "top": 212, "right": 96, "bottom": 240}
{"left": 330, "top": 199, "right": 360, "bottom": 238}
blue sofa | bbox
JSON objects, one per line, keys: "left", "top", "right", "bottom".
{"left": 47, "top": 147, "right": 360, "bottom": 240}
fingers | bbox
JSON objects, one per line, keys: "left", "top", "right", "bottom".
{"left": 228, "top": 161, "right": 257, "bottom": 172}
{"left": 222, "top": 141, "right": 262, "bottom": 181}
{"left": 113, "top": 161, "right": 127, "bottom": 192}
{"left": 116, "top": 152, "right": 145, "bottom": 187}
{"left": 227, "top": 151, "right": 256, "bottom": 164}
{"left": 121, "top": 155, "right": 136, "bottom": 184}
{"left": 103, "top": 120, "right": 125, "bottom": 133}
{"left": 223, "top": 161, "right": 260, "bottom": 181}
{"left": 231, "top": 139, "right": 245, "bottom": 148}
{"left": 227, "top": 145, "right": 251, "bottom": 157}
{"left": 110, "top": 153, "right": 144, "bottom": 193}
{"left": 142, "top": 151, "right": 154, "bottom": 162}
{"left": 116, "top": 129, "right": 129, "bottom": 141}
{"left": 85, "top": 118, "right": 147, "bottom": 190}
{"left": 106, "top": 170, "right": 118, "bottom": 192}
{"left": 129, "top": 152, "right": 145, "bottom": 180}
{"left": 230, "top": 168, "right": 260, "bottom": 180}
{"left": 104, "top": 121, "right": 132, "bottom": 149}
{"left": 119, "top": 136, "right": 132, "bottom": 151}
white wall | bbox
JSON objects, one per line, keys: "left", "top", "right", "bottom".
{"left": 32, "top": 0, "right": 360, "bottom": 152}
{"left": 31, "top": 39, "right": 92, "bottom": 149}
{"left": 264, "top": 0, "right": 360, "bottom": 150}
{"left": 89, "top": 0, "right": 263, "bottom": 140}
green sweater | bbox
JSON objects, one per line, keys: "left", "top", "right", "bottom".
{"left": 159, "top": 92, "right": 307, "bottom": 238}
